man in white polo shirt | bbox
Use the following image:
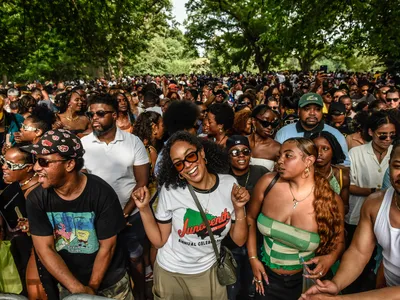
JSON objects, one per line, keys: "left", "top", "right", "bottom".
{"left": 81, "top": 93, "right": 149, "bottom": 299}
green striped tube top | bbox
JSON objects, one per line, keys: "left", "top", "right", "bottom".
{"left": 257, "top": 213, "right": 320, "bottom": 270}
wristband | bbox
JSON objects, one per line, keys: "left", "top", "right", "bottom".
{"left": 249, "top": 256, "right": 258, "bottom": 260}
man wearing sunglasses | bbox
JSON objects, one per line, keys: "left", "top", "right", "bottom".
{"left": 81, "top": 93, "right": 149, "bottom": 299}
{"left": 225, "top": 135, "right": 269, "bottom": 299}
{"left": 275, "top": 93, "right": 350, "bottom": 166}
{"left": 22, "top": 129, "right": 132, "bottom": 299}
{"left": 386, "top": 88, "right": 400, "bottom": 110}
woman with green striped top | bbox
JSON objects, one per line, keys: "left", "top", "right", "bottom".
{"left": 246, "top": 137, "right": 345, "bottom": 300}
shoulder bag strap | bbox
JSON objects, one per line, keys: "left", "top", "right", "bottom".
{"left": 187, "top": 184, "right": 220, "bottom": 259}
{"left": 263, "top": 173, "right": 280, "bottom": 198}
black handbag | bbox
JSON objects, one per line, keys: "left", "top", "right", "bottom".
{"left": 187, "top": 184, "right": 237, "bottom": 286}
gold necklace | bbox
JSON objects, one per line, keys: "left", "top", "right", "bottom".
{"left": 20, "top": 174, "right": 36, "bottom": 187}
{"left": 243, "top": 169, "right": 251, "bottom": 189}
{"left": 289, "top": 184, "right": 315, "bottom": 209}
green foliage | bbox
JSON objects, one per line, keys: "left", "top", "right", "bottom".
{"left": 127, "top": 29, "right": 205, "bottom": 75}
{"left": 0, "top": 0, "right": 171, "bottom": 81}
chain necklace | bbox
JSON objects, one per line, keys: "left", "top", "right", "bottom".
{"left": 289, "top": 184, "right": 315, "bottom": 209}
{"left": 244, "top": 169, "right": 251, "bottom": 189}
{"left": 20, "top": 174, "right": 36, "bottom": 187}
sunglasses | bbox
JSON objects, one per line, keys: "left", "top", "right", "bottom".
{"left": 284, "top": 119, "right": 298, "bottom": 125}
{"left": 331, "top": 111, "right": 344, "bottom": 116}
{"left": 268, "top": 106, "right": 279, "bottom": 110}
{"left": 361, "top": 89, "right": 369, "bottom": 92}
{"left": 375, "top": 133, "right": 397, "bottom": 141}
{"left": 0, "top": 156, "right": 31, "bottom": 171}
{"left": 255, "top": 118, "right": 280, "bottom": 128}
{"left": 85, "top": 110, "right": 114, "bottom": 119}
{"left": 21, "top": 123, "right": 37, "bottom": 132}
{"left": 35, "top": 157, "right": 68, "bottom": 167}
{"left": 173, "top": 151, "right": 199, "bottom": 173}
{"left": 386, "top": 98, "right": 399, "bottom": 103}
{"left": 230, "top": 148, "right": 251, "bottom": 157}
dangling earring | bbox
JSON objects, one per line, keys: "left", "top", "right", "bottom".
{"left": 204, "top": 157, "right": 208, "bottom": 164}
{"left": 304, "top": 166, "right": 310, "bottom": 178}
{"left": 179, "top": 174, "right": 184, "bottom": 180}
{"left": 219, "top": 128, "right": 223, "bottom": 134}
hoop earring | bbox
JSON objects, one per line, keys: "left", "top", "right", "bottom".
{"left": 178, "top": 173, "right": 184, "bottom": 180}
{"left": 204, "top": 157, "right": 208, "bottom": 164}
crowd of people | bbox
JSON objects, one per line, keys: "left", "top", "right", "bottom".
{"left": 0, "top": 70, "right": 399, "bottom": 300}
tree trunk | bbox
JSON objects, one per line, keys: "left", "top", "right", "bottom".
{"left": 2, "top": 74, "right": 7, "bottom": 86}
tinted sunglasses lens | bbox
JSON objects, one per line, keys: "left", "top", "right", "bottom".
{"left": 186, "top": 152, "right": 198, "bottom": 163}
{"left": 95, "top": 111, "right": 107, "bottom": 117}
{"left": 86, "top": 112, "right": 94, "bottom": 119}
{"left": 37, "top": 158, "right": 49, "bottom": 167}
{"left": 230, "top": 150, "right": 239, "bottom": 157}
{"left": 378, "top": 134, "right": 395, "bottom": 140}
{"left": 174, "top": 162, "right": 184, "bottom": 172}
{"left": 242, "top": 148, "right": 251, "bottom": 156}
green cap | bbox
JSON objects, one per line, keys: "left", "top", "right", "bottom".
{"left": 298, "top": 93, "right": 324, "bottom": 108}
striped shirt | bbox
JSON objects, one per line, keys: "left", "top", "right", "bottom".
{"left": 257, "top": 213, "right": 320, "bottom": 270}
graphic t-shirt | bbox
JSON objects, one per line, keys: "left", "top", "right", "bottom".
{"left": 155, "top": 174, "right": 236, "bottom": 274}
{"left": 26, "top": 174, "right": 126, "bottom": 289}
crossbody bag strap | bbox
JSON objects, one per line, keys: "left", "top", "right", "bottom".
{"left": 263, "top": 173, "right": 280, "bottom": 198}
{"left": 187, "top": 184, "right": 220, "bottom": 259}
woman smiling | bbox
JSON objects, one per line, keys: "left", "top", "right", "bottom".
{"left": 132, "top": 131, "right": 250, "bottom": 300}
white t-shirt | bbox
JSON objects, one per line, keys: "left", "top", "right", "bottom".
{"left": 155, "top": 174, "right": 237, "bottom": 274}
{"left": 81, "top": 128, "right": 149, "bottom": 214}
{"left": 345, "top": 142, "right": 392, "bottom": 225}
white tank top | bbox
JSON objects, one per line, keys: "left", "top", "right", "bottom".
{"left": 374, "top": 187, "right": 400, "bottom": 287}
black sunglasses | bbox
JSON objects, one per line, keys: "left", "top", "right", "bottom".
{"left": 376, "top": 133, "right": 397, "bottom": 141}
{"left": 230, "top": 148, "right": 251, "bottom": 157}
{"left": 85, "top": 110, "right": 114, "bottom": 119}
{"left": 386, "top": 98, "right": 399, "bottom": 103}
{"left": 35, "top": 157, "right": 68, "bottom": 167}
{"left": 173, "top": 151, "right": 199, "bottom": 172}
{"left": 255, "top": 118, "right": 280, "bottom": 128}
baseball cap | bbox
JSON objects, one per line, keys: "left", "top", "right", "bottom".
{"left": 21, "top": 129, "right": 85, "bottom": 158}
{"left": 298, "top": 93, "right": 324, "bottom": 108}
{"left": 226, "top": 135, "right": 250, "bottom": 151}
{"left": 329, "top": 102, "right": 346, "bottom": 115}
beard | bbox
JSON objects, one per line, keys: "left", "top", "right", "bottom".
{"left": 93, "top": 122, "right": 116, "bottom": 137}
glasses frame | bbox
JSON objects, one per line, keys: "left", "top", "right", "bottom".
{"left": 173, "top": 151, "right": 199, "bottom": 172}
{"left": 375, "top": 132, "right": 397, "bottom": 141}
{"left": 255, "top": 117, "right": 280, "bottom": 128}
{"left": 230, "top": 148, "right": 251, "bottom": 157}
{"left": 35, "top": 157, "right": 68, "bottom": 168}
{"left": 386, "top": 98, "right": 399, "bottom": 103}
{"left": 0, "top": 155, "right": 31, "bottom": 171}
{"left": 85, "top": 110, "right": 114, "bottom": 119}
{"left": 21, "top": 123, "right": 38, "bottom": 132}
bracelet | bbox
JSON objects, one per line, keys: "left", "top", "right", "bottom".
{"left": 235, "top": 215, "right": 247, "bottom": 221}
{"left": 249, "top": 256, "right": 258, "bottom": 260}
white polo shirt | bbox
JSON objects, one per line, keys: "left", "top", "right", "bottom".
{"left": 81, "top": 127, "right": 149, "bottom": 215}
{"left": 345, "top": 142, "right": 392, "bottom": 225}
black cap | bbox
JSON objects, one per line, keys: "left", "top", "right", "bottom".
{"left": 226, "top": 135, "right": 250, "bottom": 151}
{"left": 329, "top": 102, "right": 346, "bottom": 115}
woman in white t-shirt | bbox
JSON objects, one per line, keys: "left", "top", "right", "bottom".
{"left": 132, "top": 131, "right": 250, "bottom": 300}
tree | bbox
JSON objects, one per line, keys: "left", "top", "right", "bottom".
{"left": 185, "top": 0, "right": 286, "bottom": 73}
{"left": 0, "top": 0, "right": 171, "bottom": 81}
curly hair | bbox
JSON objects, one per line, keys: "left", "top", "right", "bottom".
{"left": 132, "top": 111, "right": 162, "bottom": 145}
{"left": 233, "top": 110, "right": 252, "bottom": 135}
{"left": 285, "top": 137, "right": 342, "bottom": 256}
{"left": 163, "top": 101, "right": 199, "bottom": 135}
{"left": 27, "top": 104, "right": 56, "bottom": 133}
{"left": 158, "top": 131, "right": 229, "bottom": 190}
{"left": 208, "top": 102, "right": 234, "bottom": 133}
{"left": 88, "top": 93, "right": 118, "bottom": 112}
{"left": 310, "top": 131, "right": 346, "bottom": 165}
